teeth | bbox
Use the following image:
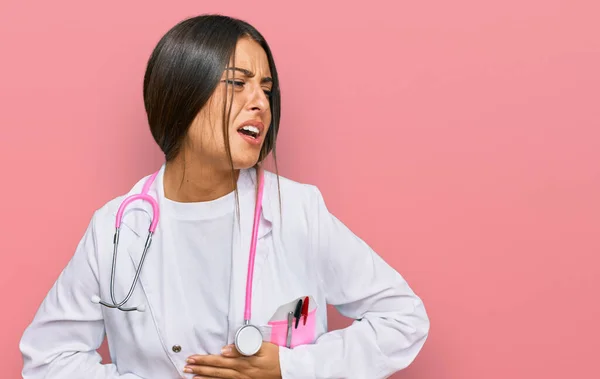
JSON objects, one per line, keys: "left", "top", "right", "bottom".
{"left": 240, "top": 125, "right": 260, "bottom": 135}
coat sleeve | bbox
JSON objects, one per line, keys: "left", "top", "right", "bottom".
{"left": 19, "top": 211, "right": 144, "bottom": 379}
{"left": 278, "top": 186, "right": 430, "bottom": 379}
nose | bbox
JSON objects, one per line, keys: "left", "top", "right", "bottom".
{"left": 247, "top": 84, "right": 270, "bottom": 114}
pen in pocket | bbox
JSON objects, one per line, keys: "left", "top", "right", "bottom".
{"left": 286, "top": 311, "right": 293, "bottom": 348}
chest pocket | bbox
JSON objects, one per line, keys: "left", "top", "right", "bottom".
{"left": 252, "top": 237, "right": 321, "bottom": 348}
{"left": 265, "top": 295, "right": 318, "bottom": 348}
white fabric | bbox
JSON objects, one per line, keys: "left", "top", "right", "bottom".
{"left": 163, "top": 182, "right": 242, "bottom": 355}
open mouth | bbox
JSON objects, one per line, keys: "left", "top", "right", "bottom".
{"left": 237, "top": 125, "right": 261, "bottom": 139}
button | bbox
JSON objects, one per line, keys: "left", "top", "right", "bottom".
{"left": 172, "top": 345, "right": 181, "bottom": 353}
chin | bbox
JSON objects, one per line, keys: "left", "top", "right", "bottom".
{"left": 228, "top": 137, "right": 265, "bottom": 170}
{"left": 231, "top": 154, "right": 261, "bottom": 170}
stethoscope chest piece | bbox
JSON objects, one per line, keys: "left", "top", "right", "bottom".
{"left": 234, "top": 323, "right": 263, "bottom": 356}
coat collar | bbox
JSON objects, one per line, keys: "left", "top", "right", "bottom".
{"left": 111, "top": 164, "right": 274, "bottom": 370}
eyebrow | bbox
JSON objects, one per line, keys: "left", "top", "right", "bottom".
{"left": 225, "top": 67, "right": 273, "bottom": 84}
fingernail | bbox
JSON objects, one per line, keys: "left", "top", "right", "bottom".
{"left": 186, "top": 358, "right": 194, "bottom": 364}
{"left": 183, "top": 367, "right": 193, "bottom": 373}
{"left": 221, "top": 346, "right": 231, "bottom": 354}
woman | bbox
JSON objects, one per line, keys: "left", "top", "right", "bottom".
{"left": 20, "top": 14, "right": 429, "bottom": 379}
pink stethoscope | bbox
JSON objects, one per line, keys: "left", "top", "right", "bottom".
{"left": 91, "top": 167, "right": 266, "bottom": 356}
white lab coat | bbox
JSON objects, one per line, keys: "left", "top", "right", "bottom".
{"left": 20, "top": 166, "right": 429, "bottom": 379}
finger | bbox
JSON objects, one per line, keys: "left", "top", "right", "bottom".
{"left": 183, "top": 364, "right": 245, "bottom": 379}
{"left": 187, "top": 354, "right": 251, "bottom": 374}
{"left": 221, "top": 344, "right": 242, "bottom": 358}
{"left": 187, "top": 355, "right": 237, "bottom": 369}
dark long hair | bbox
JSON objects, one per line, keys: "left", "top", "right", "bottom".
{"left": 142, "top": 14, "right": 281, "bottom": 190}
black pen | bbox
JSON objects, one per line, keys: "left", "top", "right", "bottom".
{"left": 293, "top": 299, "right": 303, "bottom": 329}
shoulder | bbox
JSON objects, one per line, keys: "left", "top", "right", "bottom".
{"left": 261, "top": 170, "right": 327, "bottom": 221}
{"left": 264, "top": 169, "right": 322, "bottom": 199}
{"left": 263, "top": 170, "right": 317, "bottom": 195}
{"left": 89, "top": 172, "right": 154, "bottom": 227}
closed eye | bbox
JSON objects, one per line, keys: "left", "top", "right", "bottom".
{"left": 221, "top": 79, "right": 272, "bottom": 98}
{"left": 222, "top": 79, "right": 245, "bottom": 87}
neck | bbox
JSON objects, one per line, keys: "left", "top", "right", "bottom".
{"left": 163, "top": 158, "right": 239, "bottom": 203}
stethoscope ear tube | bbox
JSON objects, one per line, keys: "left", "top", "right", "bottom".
{"left": 91, "top": 228, "right": 154, "bottom": 312}
{"left": 90, "top": 295, "right": 146, "bottom": 312}
{"left": 90, "top": 170, "right": 162, "bottom": 313}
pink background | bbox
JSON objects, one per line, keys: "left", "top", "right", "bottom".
{"left": 1, "top": 0, "right": 599, "bottom": 377}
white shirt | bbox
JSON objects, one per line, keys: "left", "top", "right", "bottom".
{"left": 163, "top": 185, "right": 241, "bottom": 355}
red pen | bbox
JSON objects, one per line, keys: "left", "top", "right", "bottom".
{"left": 301, "top": 296, "right": 309, "bottom": 325}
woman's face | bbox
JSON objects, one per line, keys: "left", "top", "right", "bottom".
{"left": 184, "top": 37, "right": 273, "bottom": 171}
